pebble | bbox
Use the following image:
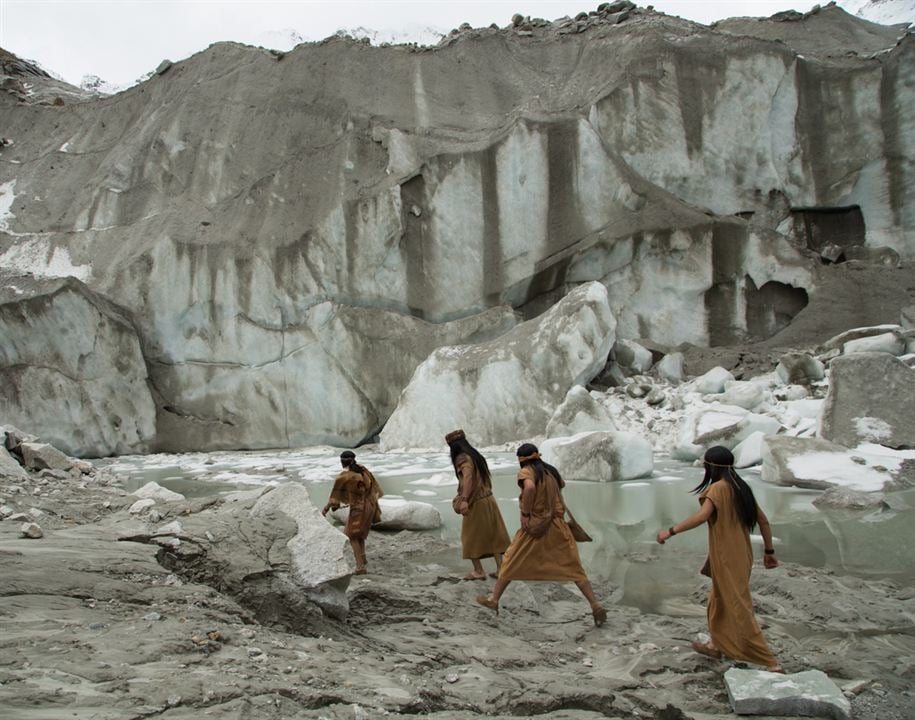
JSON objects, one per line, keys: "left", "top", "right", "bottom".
{"left": 0, "top": 505, "right": 13, "bottom": 519}
{"left": 166, "top": 695, "right": 181, "bottom": 707}
{"left": 247, "top": 647, "right": 264, "bottom": 657}
{"left": 445, "top": 673, "right": 459, "bottom": 683}
{"left": 582, "top": 658, "right": 593, "bottom": 667}
{"left": 20, "top": 522, "right": 43, "bottom": 538}
{"left": 143, "top": 612, "right": 162, "bottom": 622}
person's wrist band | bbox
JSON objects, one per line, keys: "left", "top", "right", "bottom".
{"left": 764, "top": 548, "right": 775, "bottom": 555}
{"left": 521, "top": 512, "right": 531, "bottom": 517}
{"left": 668, "top": 526, "right": 677, "bottom": 536}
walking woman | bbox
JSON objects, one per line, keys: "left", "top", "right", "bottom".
{"left": 446, "top": 429, "right": 511, "bottom": 580}
{"left": 322, "top": 450, "right": 383, "bottom": 575}
{"left": 656, "top": 445, "right": 784, "bottom": 672}
{"left": 475, "top": 443, "right": 606, "bottom": 626}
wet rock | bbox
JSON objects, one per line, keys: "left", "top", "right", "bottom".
{"left": 626, "top": 382, "right": 652, "bottom": 398}
{"left": 724, "top": 667, "right": 850, "bottom": 720}
{"left": 646, "top": 387, "right": 666, "bottom": 406}
{"left": 820, "top": 353, "right": 915, "bottom": 449}
{"left": 541, "top": 430, "right": 653, "bottom": 482}
{"left": 20, "top": 521, "right": 43, "bottom": 538}
{"left": 812, "top": 487, "right": 890, "bottom": 511}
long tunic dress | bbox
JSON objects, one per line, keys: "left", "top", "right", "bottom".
{"left": 328, "top": 467, "right": 383, "bottom": 541}
{"left": 498, "top": 466, "right": 587, "bottom": 582}
{"left": 454, "top": 453, "right": 510, "bottom": 560}
{"left": 701, "top": 479, "right": 778, "bottom": 667}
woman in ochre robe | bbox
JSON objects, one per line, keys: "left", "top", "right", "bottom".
{"left": 475, "top": 443, "right": 606, "bottom": 627}
{"left": 656, "top": 445, "right": 784, "bottom": 673}
{"left": 445, "top": 429, "right": 511, "bottom": 581}
{"left": 322, "top": 450, "right": 383, "bottom": 575}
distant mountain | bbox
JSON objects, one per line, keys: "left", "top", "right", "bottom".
{"left": 842, "top": 0, "right": 914, "bottom": 25}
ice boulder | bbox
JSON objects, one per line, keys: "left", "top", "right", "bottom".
{"left": 655, "top": 352, "right": 684, "bottom": 384}
{"left": 380, "top": 282, "right": 615, "bottom": 448}
{"left": 332, "top": 498, "right": 441, "bottom": 531}
{"left": 732, "top": 431, "right": 766, "bottom": 468}
{"left": 822, "top": 324, "right": 902, "bottom": 352}
{"left": 819, "top": 353, "right": 915, "bottom": 449}
{"left": 545, "top": 386, "right": 616, "bottom": 438}
{"left": 694, "top": 367, "right": 735, "bottom": 394}
{"left": 842, "top": 332, "right": 905, "bottom": 356}
{"left": 541, "top": 431, "right": 653, "bottom": 482}
{"left": 613, "top": 339, "right": 653, "bottom": 374}
{"left": 672, "top": 406, "right": 782, "bottom": 461}
{"left": 132, "top": 481, "right": 186, "bottom": 503}
{"left": 760, "top": 436, "right": 913, "bottom": 492}
{"left": 716, "top": 381, "right": 766, "bottom": 410}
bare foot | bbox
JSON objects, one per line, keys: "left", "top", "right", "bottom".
{"left": 462, "top": 572, "right": 486, "bottom": 581}
{"left": 691, "top": 640, "right": 723, "bottom": 660}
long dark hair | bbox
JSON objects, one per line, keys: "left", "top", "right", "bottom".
{"left": 692, "top": 446, "right": 758, "bottom": 529}
{"left": 448, "top": 437, "right": 492, "bottom": 486}
{"left": 341, "top": 451, "right": 367, "bottom": 476}
{"left": 516, "top": 442, "right": 565, "bottom": 489}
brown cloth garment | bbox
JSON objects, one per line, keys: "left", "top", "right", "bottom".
{"left": 700, "top": 480, "right": 778, "bottom": 667}
{"left": 328, "top": 467, "right": 383, "bottom": 541}
{"left": 455, "top": 453, "right": 510, "bottom": 560}
{"left": 498, "top": 466, "right": 587, "bottom": 582}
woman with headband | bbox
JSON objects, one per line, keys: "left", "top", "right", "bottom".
{"left": 475, "top": 442, "right": 606, "bottom": 627}
{"left": 445, "top": 429, "right": 511, "bottom": 581}
{"left": 656, "top": 445, "right": 784, "bottom": 673}
{"left": 322, "top": 450, "right": 384, "bottom": 575}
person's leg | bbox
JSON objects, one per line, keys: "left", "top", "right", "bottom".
{"left": 464, "top": 558, "right": 486, "bottom": 580}
{"left": 575, "top": 578, "right": 606, "bottom": 626}
{"left": 476, "top": 577, "right": 510, "bottom": 613}
{"left": 490, "top": 577, "right": 510, "bottom": 603}
{"left": 351, "top": 539, "right": 366, "bottom": 573}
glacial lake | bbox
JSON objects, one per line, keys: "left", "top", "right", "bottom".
{"left": 104, "top": 448, "right": 915, "bottom": 612}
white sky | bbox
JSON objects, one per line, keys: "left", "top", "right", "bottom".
{"left": 1, "top": 0, "right": 821, "bottom": 86}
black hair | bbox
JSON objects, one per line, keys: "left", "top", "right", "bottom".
{"left": 691, "top": 445, "right": 758, "bottom": 530}
{"left": 340, "top": 451, "right": 366, "bottom": 476}
{"left": 448, "top": 437, "right": 492, "bottom": 486}
{"left": 516, "top": 442, "right": 565, "bottom": 489}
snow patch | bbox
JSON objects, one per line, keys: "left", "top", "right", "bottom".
{"left": 0, "top": 237, "right": 91, "bottom": 281}
{"left": 853, "top": 416, "right": 894, "bottom": 442}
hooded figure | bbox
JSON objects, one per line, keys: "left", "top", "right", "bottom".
{"left": 323, "top": 450, "right": 383, "bottom": 575}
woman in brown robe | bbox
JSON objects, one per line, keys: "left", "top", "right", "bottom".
{"left": 446, "top": 429, "right": 511, "bottom": 580}
{"left": 656, "top": 445, "right": 784, "bottom": 672}
{"left": 322, "top": 450, "right": 383, "bottom": 575}
{"left": 475, "top": 443, "right": 606, "bottom": 626}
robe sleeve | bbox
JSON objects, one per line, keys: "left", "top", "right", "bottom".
{"left": 456, "top": 455, "right": 477, "bottom": 500}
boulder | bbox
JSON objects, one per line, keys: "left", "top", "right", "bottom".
{"left": 19, "top": 442, "right": 76, "bottom": 472}
{"left": 716, "top": 381, "right": 766, "bottom": 410}
{"left": 613, "top": 339, "right": 653, "bottom": 374}
{"left": 1, "top": 424, "right": 37, "bottom": 451}
{"left": 819, "top": 353, "right": 915, "bottom": 449}
{"left": 0, "top": 446, "right": 27, "bottom": 480}
{"left": 812, "top": 487, "right": 892, "bottom": 511}
{"left": 128, "top": 498, "right": 156, "bottom": 514}
{"left": 843, "top": 245, "right": 901, "bottom": 267}
{"left": 0, "top": 274, "right": 157, "bottom": 457}
{"left": 760, "top": 435, "right": 908, "bottom": 492}
{"left": 673, "top": 407, "right": 781, "bottom": 461}
{"left": 775, "top": 352, "right": 825, "bottom": 385}
{"left": 381, "top": 283, "right": 615, "bottom": 448}
{"left": 732, "top": 431, "right": 766, "bottom": 468}
{"left": 333, "top": 498, "right": 442, "bottom": 531}
{"left": 655, "top": 352, "right": 684, "bottom": 384}
{"left": 545, "top": 386, "right": 616, "bottom": 438}
{"left": 541, "top": 430, "right": 653, "bottom": 482}
{"left": 842, "top": 331, "right": 905, "bottom": 356}
{"left": 694, "top": 367, "right": 735, "bottom": 394}
{"left": 724, "top": 667, "right": 850, "bottom": 720}
{"left": 822, "top": 324, "right": 902, "bottom": 352}
{"left": 132, "top": 481, "right": 186, "bottom": 503}
{"left": 250, "top": 483, "right": 353, "bottom": 619}
{"left": 19, "top": 522, "right": 43, "bottom": 539}
{"left": 902, "top": 305, "right": 915, "bottom": 330}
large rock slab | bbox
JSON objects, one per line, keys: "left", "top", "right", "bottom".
{"left": 760, "top": 435, "right": 913, "bottom": 492}
{"left": 332, "top": 498, "right": 442, "bottom": 531}
{"left": 540, "top": 430, "right": 653, "bottom": 482}
{"left": 380, "top": 283, "right": 616, "bottom": 448}
{"left": 673, "top": 406, "right": 782, "bottom": 461}
{"left": 724, "top": 667, "right": 850, "bottom": 720}
{"left": 0, "top": 446, "right": 27, "bottom": 480}
{"left": 0, "top": 274, "right": 156, "bottom": 457}
{"left": 819, "top": 352, "right": 915, "bottom": 449}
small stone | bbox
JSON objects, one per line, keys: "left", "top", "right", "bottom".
{"left": 582, "top": 658, "right": 594, "bottom": 667}
{"left": 155, "top": 59, "right": 173, "bottom": 75}
{"left": 850, "top": 456, "right": 866, "bottom": 465}
{"left": 166, "top": 695, "right": 181, "bottom": 707}
{"left": 445, "top": 673, "right": 459, "bottom": 683}
{"left": 511, "top": 13, "right": 524, "bottom": 26}
{"left": 247, "top": 647, "right": 263, "bottom": 657}
{"left": 20, "top": 522, "right": 42, "bottom": 538}
{"left": 143, "top": 612, "right": 162, "bottom": 622}
{"left": 89, "top": 623, "right": 106, "bottom": 630}
{"left": 0, "top": 505, "right": 13, "bottom": 519}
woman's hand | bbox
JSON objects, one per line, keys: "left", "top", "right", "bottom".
{"left": 458, "top": 498, "right": 470, "bottom": 516}
{"left": 520, "top": 513, "right": 530, "bottom": 531}
{"left": 321, "top": 504, "right": 331, "bottom": 516}
{"left": 763, "top": 553, "right": 779, "bottom": 569}
{"left": 656, "top": 528, "right": 672, "bottom": 544}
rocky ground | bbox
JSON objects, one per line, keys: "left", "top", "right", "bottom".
{"left": 2, "top": 463, "right": 913, "bottom": 720}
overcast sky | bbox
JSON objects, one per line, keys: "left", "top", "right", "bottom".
{"left": 2, "top": 0, "right": 820, "bottom": 86}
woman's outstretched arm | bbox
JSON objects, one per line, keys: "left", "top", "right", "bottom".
{"left": 656, "top": 498, "right": 715, "bottom": 544}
